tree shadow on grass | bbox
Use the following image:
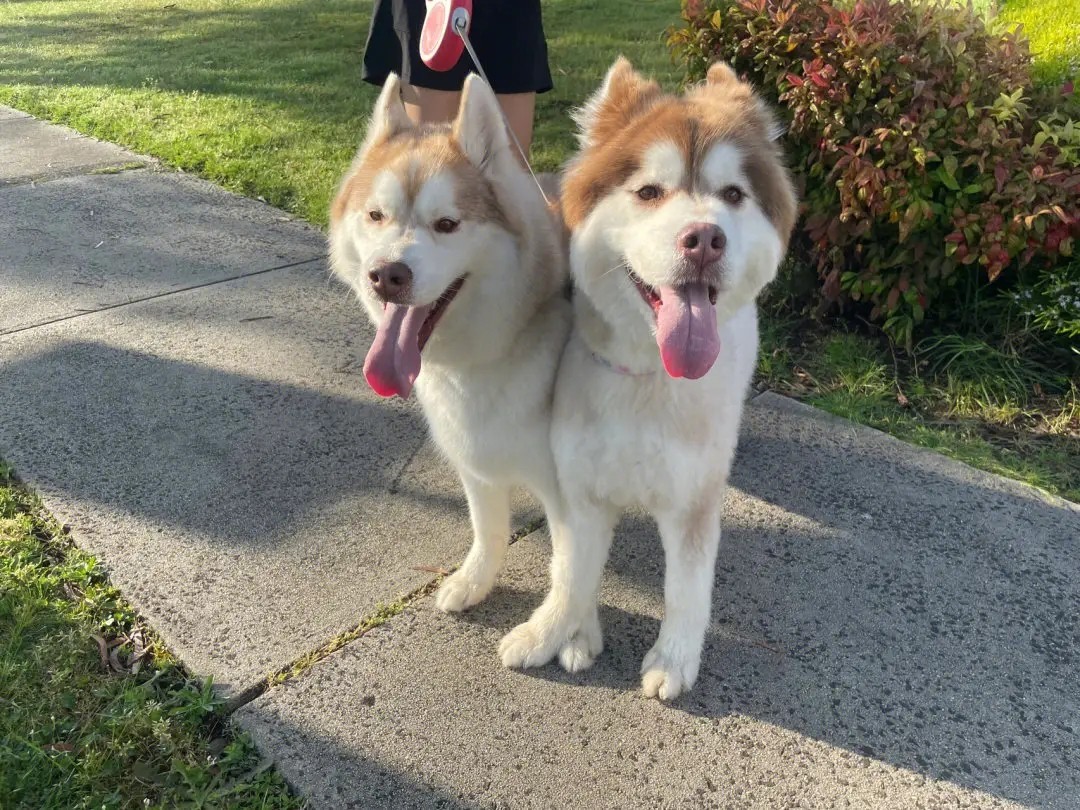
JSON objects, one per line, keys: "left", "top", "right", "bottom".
{"left": 0, "top": 0, "right": 684, "bottom": 184}
{"left": 0, "top": 1, "right": 373, "bottom": 119}
{"left": 0, "top": 0, "right": 683, "bottom": 116}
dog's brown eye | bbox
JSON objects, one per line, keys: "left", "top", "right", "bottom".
{"left": 434, "top": 217, "right": 460, "bottom": 234}
{"left": 722, "top": 186, "right": 744, "bottom": 205}
{"left": 368, "top": 210, "right": 384, "bottom": 223}
{"left": 636, "top": 185, "right": 662, "bottom": 202}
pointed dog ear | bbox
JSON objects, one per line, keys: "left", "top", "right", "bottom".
{"left": 573, "top": 57, "right": 662, "bottom": 148}
{"left": 705, "top": 61, "right": 739, "bottom": 87}
{"left": 360, "top": 74, "right": 413, "bottom": 153}
{"left": 703, "top": 62, "right": 788, "bottom": 143}
{"left": 453, "top": 73, "right": 514, "bottom": 172}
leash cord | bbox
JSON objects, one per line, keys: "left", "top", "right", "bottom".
{"left": 452, "top": 12, "right": 552, "bottom": 207}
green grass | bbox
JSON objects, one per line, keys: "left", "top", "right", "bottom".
{"left": 0, "top": 463, "right": 306, "bottom": 810}
{"left": 758, "top": 320, "right": 1080, "bottom": 502}
{"left": 0, "top": 0, "right": 682, "bottom": 226}
{"left": 997, "top": 0, "right": 1080, "bottom": 86}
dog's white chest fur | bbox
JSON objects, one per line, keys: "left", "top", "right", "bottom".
{"left": 553, "top": 305, "right": 757, "bottom": 512}
{"left": 417, "top": 297, "right": 571, "bottom": 485}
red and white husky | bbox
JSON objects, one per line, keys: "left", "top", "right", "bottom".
{"left": 329, "top": 74, "right": 571, "bottom": 615}
{"left": 500, "top": 59, "right": 798, "bottom": 700}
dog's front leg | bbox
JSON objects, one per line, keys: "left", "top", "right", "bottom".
{"left": 499, "top": 498, "right": 616, "bottom": 670}
{"left": 435, "top": 471, "right": 510, "bottom": 612}
{"left": 641, "top": 502, "right": 723, "bottom": 700}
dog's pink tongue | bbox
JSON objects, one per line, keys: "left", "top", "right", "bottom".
{"left": 655, "top": 283, "right": 721, "bottom": 380}
{"left": 363, "top": 303, "right": 431, "bottom": 399}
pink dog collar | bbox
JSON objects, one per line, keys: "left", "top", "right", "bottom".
{"left": 589, "top": 349, "right": 655, "bottom": 377}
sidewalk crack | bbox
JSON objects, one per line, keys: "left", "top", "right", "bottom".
{"left": 223, "top": 516, "right": 547, "bottom": 714}
{"left": 1, "top": 256, "right": 324, "bottom": 337}
{"left": 0, "top": 160, "right": 150, "bottom": 188}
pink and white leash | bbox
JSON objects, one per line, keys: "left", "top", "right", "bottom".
{"left": 419, "top": 0, "right": 551, "bottom": 206}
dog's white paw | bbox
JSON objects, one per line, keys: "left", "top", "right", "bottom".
{"left": 499, "top": 620, "right": 561, "bottom": 669}
{"left": 640, "top": 642, "right": 700, "bottom": 701}
{"left": 557, "top": 611, "right": 603, "bottom": 673}
{"left": 557, "top": 633, "right": 601, "bottom": 673}
{"left": 434, "top": 569, "right": 493, "bottom": 613}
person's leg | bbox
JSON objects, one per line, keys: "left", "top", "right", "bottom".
{"left": 400, "top": 83, "right": 461, "bottom": 126}
{"left": 494, "top": 91, "right": 535, "bottom": 157}
{"left": 401, "top": 82, "right": 535, "bottom": 156}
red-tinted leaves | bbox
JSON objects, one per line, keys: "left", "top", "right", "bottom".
{"left": 669, "top": 0, "right": 1080, "bottom": 342}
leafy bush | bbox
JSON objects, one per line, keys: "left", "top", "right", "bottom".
{"left": 1009, "top": 260, "right": 1080, "bottom": 342}
{"left": 670, "top": 0, "right": 1080, "bottom": 345}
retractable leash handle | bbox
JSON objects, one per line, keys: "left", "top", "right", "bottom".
{"left": 418, "top": 0, "right": 471, "bottom": 72}
{"left": 418, "top": 0, "right": 552, "bottom": 206}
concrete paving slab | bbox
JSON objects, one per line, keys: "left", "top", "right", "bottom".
{"left": 0, "top": 114, "right": 144, "bottom": 185}
{"left": 0, "top": 105, "right": 32, "bottom": 122}
{"left": 237, "top": 393, "right": 1080, "bottom": 809}
{"left": 0, "top": 262, "right": 538, "bottom": 697}
{"left": 1, "top": 170, "right": 325, "bottom": 334}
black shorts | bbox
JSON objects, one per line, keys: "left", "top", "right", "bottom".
{"left": 361, "top": 0, "right": 553, "bottom": 94}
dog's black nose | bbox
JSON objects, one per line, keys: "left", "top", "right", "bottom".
{"left": 676, "top": 222, "right": 725, "bottom": 268}
{"left": 368, "top": 261, "right": 413, "bottom": 303}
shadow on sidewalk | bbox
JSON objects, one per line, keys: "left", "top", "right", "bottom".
{"left": 237, "top": 704, "right": 479, "bottom": 810}
{"left": 0, "top": 339, "right": 464, "bottom": 543}
{"left": 455, "top": 397, "right": 1080, "bottom": 807}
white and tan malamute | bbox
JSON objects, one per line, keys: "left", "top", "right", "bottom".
{"left": 329, "top": 74, "right": 571, "bottom": 614}
{"left": 500, "top": 59, "right": 798, "bottom": 700}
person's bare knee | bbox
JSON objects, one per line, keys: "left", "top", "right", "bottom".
{"left": 496, "top": 92, "right": 535, "bottom": 158}
{"left": 401, "top": 82, "right": 461, "bottom": 126}
{"left": 401, "top": 83, "right": 536, "bottom": 162}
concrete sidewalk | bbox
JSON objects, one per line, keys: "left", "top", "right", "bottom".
{"left": 3, "top": 109, "right": 1078, "bottom": 808}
